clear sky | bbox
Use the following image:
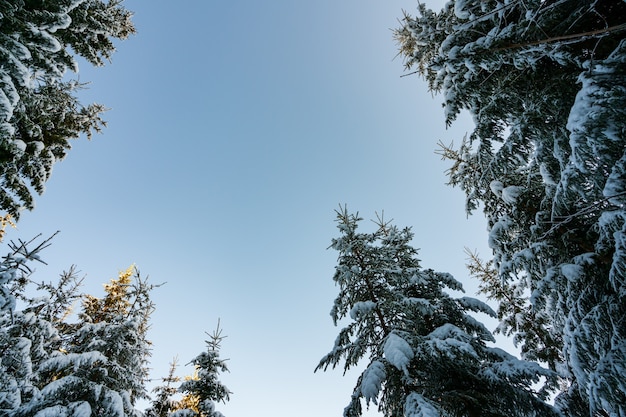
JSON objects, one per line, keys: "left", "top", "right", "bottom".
{"left": 12, "top": 1, "right": 496, "bottom": 416}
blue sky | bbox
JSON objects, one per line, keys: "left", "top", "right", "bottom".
{"left": 11, "top": 1, "right": 495, "bottom": 416}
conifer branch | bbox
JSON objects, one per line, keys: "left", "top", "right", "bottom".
{"left": 541, "top": 191, "right": 626, "bottom": 240}
{"left": 400, "top": 69, "right": 420, "bottom": 78}
{"left": 353, "top": 247, "right": 390, "bottom": 336}
{"left": 493, "top": 23, "right": 626, "bottom": 51}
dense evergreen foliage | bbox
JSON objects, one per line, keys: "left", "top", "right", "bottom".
{"left": 0, "top": 237, "right": 231, "bottom": 417}
{"left": 317, "top": 208, "right": 557, "bottom": 417}
{"left": 4, "top": 0, "right": 625, "bottom": 416}
{"left": 175, "top": 326, "right": 231, "bottom": 417}
{"left": 395, "top": 1, "right": 626, "bottom": 415}
{"left": 0, "top": 0, "right": 135, "bottom": 217}
{"left": 0, "top": 4, "right": 233, "bottom": 416}
{"left": 146, "top": 324, "right": 231, "bottom": 417}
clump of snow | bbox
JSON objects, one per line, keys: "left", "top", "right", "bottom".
{"left": 405, "top": 392, "right": 440, "bottom": 417}
{"left": 33, "top": 402, "right": 92, "bottom": 417}
{"left": 458, "top": 296, "right": 496, "bottom": 317}
{"left": 33, "top": 405, "right": 68, "bottom": 417}
{"left": 39, "top": 351, "right": 107, "bottom": 374}
{"left": 350, "top": 300, "right": 377, "bottom": 320}
{"left": 539, "top": 163, "right": 557, "bottom": 185}
{"left": 435, "top": 271, "right": 464, "bottom": 292}
{"left": 560, "top": 263, "right": 584, "bottom": 283}
{"left": 70, "top": 402, "right": 92, "bottom": 417}
{"left": 488, "top": 215, "right": 514, "bottom": 251}
{"left": 41, "top": 12, "right": 73, "bottom": 33}
{"left": 0, "top": 89, "right": 14, "bottom": 123}
{"left": 490, "top": 180, "right": 504, "bottom": 196}
{"left": 453, "top": 0, "right": 471, "bottom": 19}
{"left": 501, "top": 186, "right": 523, "bottom": 204}
{"left": 12, "top": 139, "right": 27, "bottom": 154}
{"left": 483, "top": 349, "right": 554, "bottom": 383}
{"left": 462, "top": 313, "right": 496, "bottom": 342}
{"left": 360, "top": 360, "right": 386, "bottom": 404}
{"left": 384, "top": 333, "right": 414, "bottom": 375}
{"left": 32, "top": 141, "right": 45, "bottom": 155}
{"left": 426, "top": 323, "right": 479, "bottom": 360}
{"left": 489, "top": 181, "right": 523, "bottom": 204}
{"left": 100, "top": 389, "right": 124, "bottom": 417}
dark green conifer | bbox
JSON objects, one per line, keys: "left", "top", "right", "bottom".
{"left": 396, "top": 2, "right": 626, "bottom": 414}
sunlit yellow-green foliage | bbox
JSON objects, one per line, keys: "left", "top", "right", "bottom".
{"left": 0, "top": 214, "right": 16, "bottom": 242}
{"left": 173, "top": 370, "right": 202, "bottom": 414}
{"left": 81, "top": 265, "right": 134, "bottom": 323}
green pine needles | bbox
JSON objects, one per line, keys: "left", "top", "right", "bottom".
{"left": 316, "top": 207, "right": 558, "bottom": 417}
{"left": 395, "top": 0, "right": 626, "bottom": 415}
{"left": 0, "top": 0, "right": 135, "bottom": 217}
{"left": 0, "top": 236, "right": 231, "bottom": 417}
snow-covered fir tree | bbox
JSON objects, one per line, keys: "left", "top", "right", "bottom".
{"left": 0, "top": 232, "right": 233, "bottom": 417}
{"left": 0, "top": 257, "right": 156, "bottom": 417}
{"left": 0, "top": 240, "right": 34, "bottom": 412}
{"left": 317, "top": 208, "right": 557, "bottom": 417}
{"left": 172, "top": 323, "right": 231, "bottom": 417}
{"left": 145, "top": 323, "right": 232, "bottom": 417}
{"left": 395, "top": 1, "right": 626, "bottom": 415}
{"left": 0, "top": 0, "right": 134, "bottom": 217}
{"left": 145, "top": 359, "right": 184, "bottom": 417}
{"left": 11, "top": 265, "right": 153, "bottom": 417}
{"left": 0, "top": 234, "right": 65, "bottom": 414}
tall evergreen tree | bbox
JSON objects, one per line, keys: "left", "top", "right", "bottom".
{"left": 0, "top": 234, "right": 231, "bottom": 417}
{"left": 145, "top": 359, "right": 183, "bottom": 417}
{"left": 317, "top": 208, "right": 557, "bottom": 417}
{"left": 145, "top": 324, "right": 232, "bottom": 417}
{"left": 0, "top": 234, "right": 63, "bottom": 414}
{"left": 15, "top": 265, "right": 154, "bottom": 417}
{"left": 395, "top": 1, "right": 626, "bottom": 415}
{"left": 174, "top": 323, "right": 231, "bottom": 417}
{"left": 0, "top": 0, "right": 135, "bottom": 217}
{"left": 75, "top": 266, "right": 154, "bottom": 406}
